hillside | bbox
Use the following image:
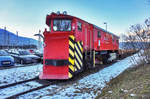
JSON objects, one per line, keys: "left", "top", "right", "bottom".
{"left": 0, "top": 29, "right": 38, "bottom": 47}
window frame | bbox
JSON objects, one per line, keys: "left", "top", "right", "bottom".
{"left": 53, "top": 19, "right": 72, "bottom": 32}
{"left": 77, "top": 21, "right": 82, "bottom": 31}
{"left": 97, "top": 31, "right": 101, "bottom": 38}
{"left": 112, "top": 35, "right": 115, "bottom": 42}
{"left": 49, "top": 20, "right": 51, "bottom": 32}
{"left": 116, "top": 39, "right": 119, "bottom": 43}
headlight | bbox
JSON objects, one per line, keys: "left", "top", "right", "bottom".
{"left": 53, "top": 26, "right": 57, "bottom": 31}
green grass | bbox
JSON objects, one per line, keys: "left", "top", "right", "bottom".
{"left": 96, "top": 64, "right": 150, "bottom": 99}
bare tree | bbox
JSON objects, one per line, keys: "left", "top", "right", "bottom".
{"left": 123, "top": 18, "right": 150, "bottom": 65}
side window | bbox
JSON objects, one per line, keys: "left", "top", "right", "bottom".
{"left": 49, "top": 20, "right": 51, "bottom": 32}
{"left": 112, "top": 35, "right": 115, "bottom": 42}
{"left": 77, "top": 22, "right": 82, "bottom": 31}
{"left": 97, "top": 31, "right": 101, "bottom": 38}
{"left": 116, "top": 39, "right": 119, "bottom": 43}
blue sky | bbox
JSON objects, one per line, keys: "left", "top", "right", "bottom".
{"left": 0, "top": 0, "right": 150, "bottom": 39}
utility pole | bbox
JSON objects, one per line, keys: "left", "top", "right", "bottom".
{"left": 8, "top": 28, "right": 10, "bottom": 49}
{"left": 4, "top": 27, "right": 6, "bottom": 49}
{"left": 104, "top": 22, "right": 107, "bottom": 31}
{"left": 29, "top": 39, "right": 30, "bottom": 49}
{"left": 34, "top": 30, "right": 43, "bottom": 52}
{"left": 16, "top": 31, "right": 18, "bottom": 49}
{"left": 38, "top": 30, "right": 42, "bottom": 51}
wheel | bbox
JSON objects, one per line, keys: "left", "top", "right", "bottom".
{"left": 102, "top": 57, "right": 107, "bottom": 64}
{"left": 102, "top": 54, "right": 109, "bottom": 64}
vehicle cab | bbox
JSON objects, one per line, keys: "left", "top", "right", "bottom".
{"left": 44, "top": 12, "right": 75, "bottom": 34}
{"left": 40, "top": 12, "right": 78, "bottom": 79}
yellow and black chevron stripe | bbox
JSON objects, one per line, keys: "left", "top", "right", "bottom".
{"left": 68, "top": 35, "right": 84, "bottom": 78}
{"left": 68, "top": 35, "right": 75, "bottom": 78}
{"left": 74, "top": 41, "right": 83, "bottom": 72}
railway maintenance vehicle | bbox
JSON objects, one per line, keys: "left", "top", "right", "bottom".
{"left": 39, "top": 11, "right": 119, "bottom": 79}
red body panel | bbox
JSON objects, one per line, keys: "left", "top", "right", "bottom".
{"left": 44, "top": 33, "right": 69, "bottom": 59}
{"left": 40, "top": 66, "right": 69, "bottom": 79}
{"left": 45, "top": 13, "right": 119, "bottom": 52}
{"left": 73, "top": 19, "right": 119, "bottom": 52}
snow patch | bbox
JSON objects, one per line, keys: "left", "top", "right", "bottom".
{"left": 0, "top": 64, "right": 42, "bottom": 86}
{"left": 19, "top": 54, "right": 141, "bottom": 99}
{"left": 0, "top": 53, "right": 142, "bottom": 99}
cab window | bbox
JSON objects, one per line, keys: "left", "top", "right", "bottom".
{"left": 112, "top": 35, "right": 115, "bottom": 42}
{"left": 49, "top": 20, "right": 51, "bottom": 32}
{"left": 53, "top": 19, "right": 71, "bottom": 31}
{"left": 116, "top": 39, "right": 119, "bottom": 43}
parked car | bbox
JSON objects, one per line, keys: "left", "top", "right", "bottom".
{"left": 28, "top": 49, "right": 43, "bottom": 58}
{"left": 28, "top": 50, "right": 43, "bottom": 63}
{"left": 34, "top": 51, "right": 43, "bottom": 58}
{"left": 10, "top": 50, "right": 41, "bottom": 64}
{"left": 0, "top": 50, "right": 14, "bottom": 66}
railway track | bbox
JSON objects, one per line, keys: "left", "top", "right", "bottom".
{"left": 0, "top": 77, "right": 38, "bottom": 89}
{"left": 0, "top": 77, "right": 55, "bottom": 99}
{"left": 6, "top": 81, "right": 55, "bottom": 99}
{"left": 0, "top": 63, "right": 41, "bottom": 70}
{"left": 7, "top": 61, "right": 121, "bottom": 99}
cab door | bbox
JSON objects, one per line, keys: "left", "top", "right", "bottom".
{"left": 84, "top": 28, "right": 88, "bottom": 50}
{"left": 97, "top": 31, "right": 101, "bottom": 50}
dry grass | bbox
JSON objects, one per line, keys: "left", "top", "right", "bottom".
{"left": 96, "top": 64, "right": 150, "bottom": 99}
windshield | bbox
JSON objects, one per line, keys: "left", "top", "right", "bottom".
{"left": 19, "top": 51, "right": 31, "bottom": 55}
{"left": 53, "top": 19, "right": 71, "bottom": 31}
{"left": 0, "top": 51, "right": 9, "bottom": 56}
